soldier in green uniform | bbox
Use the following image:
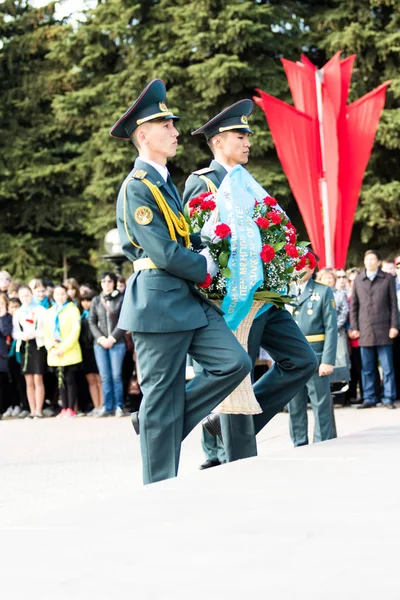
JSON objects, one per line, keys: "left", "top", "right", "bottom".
{"left": 288, "top": 257, "right": 338, "bottom": 446}
{"left": 183, "top": 100, "right": 318, "bottom": 466}
{"left": 110, "top": 80, "right": 252, "bottom": 485}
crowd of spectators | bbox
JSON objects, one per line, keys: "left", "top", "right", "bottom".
{"left": 0, "top": 249, "right": 399, "bottom": 421}
{"left": 0, "top": 270, "right": 141, "bottom": 420}
{"left": 315, "top": 251, "right": 400, "bottom": 408}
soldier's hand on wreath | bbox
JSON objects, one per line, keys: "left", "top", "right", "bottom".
{"left": 319, "top": 363, "right": 334, "bottom": 376}
{"left": 200, "top": 218, "right": 216, "bottom": 243}
{"left": 389, "top": 328, "right": 399, "bottom": 339}
{"left": 200, "top": 247, "right": 218, "bottom": 279}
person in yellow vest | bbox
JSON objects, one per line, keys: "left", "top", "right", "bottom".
{"left": 44, "top": 284, "right": 82, "bottom": 418}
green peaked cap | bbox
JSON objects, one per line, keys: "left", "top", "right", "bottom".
{"left": 191, "top": 99, "right": 254, "bottom": 140}
{"left": 110, "top": 79, "right": 179, "bottom": 140}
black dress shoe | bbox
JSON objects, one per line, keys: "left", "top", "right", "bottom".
{"left": 202, "top": 413, "right": 223, "bottom": 443}
{"left": 385, "top": 402, "right": 396, "bottom": 409}
{"left": 357, "top": 402, "right": 376, "bottom": 409}
{"left": 199, "top": 459, "right": 221, "bottom": 470}
{"left": 130, "top": 411, "right": 140, "bottom": 435}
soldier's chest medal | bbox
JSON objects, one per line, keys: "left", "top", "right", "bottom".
{"left": 307, "top": 300, "right": 313, "bottom": 315}
{"left": 135, "top": 206, "right": 153, "bottom": 225}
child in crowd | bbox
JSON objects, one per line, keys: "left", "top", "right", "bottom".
{"left": 64, "top": 278, "right": 81, "bottom": 306}
{"left": 0, "top": 292, "right": 13, "bottom": 416}
{"left": 116, "top": 275, "right": 126, "bottom": 294}
{"left": 7, "top": 281, "right": 22, "bottom": 300}
{"left": 89, "top": 272, "right": 126, "bottom": 417}
{"left": 5, "top": 298, "right": 29, "bottom": 417}
{"left": 80, "top": 291, "right": 103, "bottom": 415}
{"left": 12, "top": 285, "right": 47, "bottom": 419}
{"left": 30, "top": 278, "right": 54, "bottom": 309}
{"left": 44, "top": 284, "right": 82, "bottom": 418}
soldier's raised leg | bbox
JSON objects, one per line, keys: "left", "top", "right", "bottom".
{"left": 183, "top": 300, "right": 252, "bottom": 439}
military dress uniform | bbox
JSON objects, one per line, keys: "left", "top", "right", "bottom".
{"left": 288, "top": 278, "right": 338, "bottom": 446}
{"left": 110, "top": 80, "right": 252, "bottom": 484}
{"left": 183, "top": 100, "right": 318, "bottom": 463}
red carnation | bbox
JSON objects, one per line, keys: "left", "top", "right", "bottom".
{"left": 189, "top": 192, "right": 214, "bottom": 209}
{"left": 198, "top": 273, "right": 212, "bottom": 289}
{"left": 200, "top": 199, "right": 217, "bottom": 211}
{"left": 295, "top": 256, "right": 307, "bottom": 271}
{"left": 306, "top": 252, "right": 317, "bottom": 270}
{"left": 214, "top": 223, "right": 231, "bottom": 239}
{"left": 255, "top": 216, "right": 270, "bottom": 229}
{"left": 284, "top": 243, "right": 299, "bottom": 259}
{"left": 260, "top": 244, "right": 275, "bottom": 263}
{"left": 254, "top": 199, "right": 259, "bottom": 207}
{"left": 286, "top": 222, "right": 297, "bottom": 233}
{"left": 263, "top": 196, "right": 278, "bottom": 207}
{"left": 266, "top": 211, "right": 282, "bottom": 225}
{"left": 286, "top": 228, "right": 296, "bottom": 244}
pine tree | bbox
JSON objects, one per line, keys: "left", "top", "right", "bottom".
{"left": 0, "top": 0, "right": 96, "bottom": 281}
{"left": 51, "top": 0, "right": 311, "bottom": 257}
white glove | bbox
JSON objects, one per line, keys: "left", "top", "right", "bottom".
{"left": 200, "top": 218, "right": 216, "bottom": 242}
{"left": 200, "top": 247, "right": 219, "bottom": 279}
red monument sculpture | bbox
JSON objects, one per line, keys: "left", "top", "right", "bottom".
{"left": 254, "top": 52, "right": 390, "bottom": 268}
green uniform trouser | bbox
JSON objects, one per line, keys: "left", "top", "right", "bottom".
{"left": 201, "top": 429, "right": 225, "bottom": 463}
{"left": 195, "top": 359, "right": 225, "bottom": 463}
{"left": 133, "top": 300, "right": 252, "bottom": 484}
{"left": 288, "top": 343, "right": 337, "bottom": 446}
{"left": 202, "top": 307, "right": 318, "bottom": 463}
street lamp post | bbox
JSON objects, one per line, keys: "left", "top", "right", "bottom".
{"left": 102, "top": 229, "right": 128, "bottom": 275}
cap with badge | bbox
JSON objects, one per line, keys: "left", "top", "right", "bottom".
{"left": 110, "top": 79, "right": 179, "bottom": 140}
{"left": 191, "top": 99, "right": 254, "bottom": 140}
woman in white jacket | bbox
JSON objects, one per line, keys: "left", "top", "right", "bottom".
{"left": 12, "top": 285, "right": 47, "bottom": 419}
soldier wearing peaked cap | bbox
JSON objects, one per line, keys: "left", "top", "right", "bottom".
{"left": 110, "top": 80, "right": 252, "bottom": 485}
{"left": 288, "top": 255, "right": 338, "bottom": 446}
{"left": 183, "top": 100, "right": 318, "bottom": 468}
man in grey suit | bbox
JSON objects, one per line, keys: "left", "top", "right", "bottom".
{"left": 111, "top": 80, "right": 251, "bottom": 485}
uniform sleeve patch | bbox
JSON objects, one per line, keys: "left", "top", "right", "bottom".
{"left": 331, "top": 299, "right": 336, "bottom": 309}
{"left": 135, "top": 206, "right": 153, "bottom": 225}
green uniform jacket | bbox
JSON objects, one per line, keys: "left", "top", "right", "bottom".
{"left": 182, "top": 160, "right": 228, "bottom": 205}
{"left": 293, "top": 279, "right": 338, "bottom": 365}
{"left": 116, "top": 158, "right": 218, "bottom": 333}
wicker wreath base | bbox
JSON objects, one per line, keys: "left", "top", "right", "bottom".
{"left": 211, "top": 299, "right": 264, "bottom": 415}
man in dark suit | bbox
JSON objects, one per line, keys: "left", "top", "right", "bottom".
{"left": 350, "top": 249, "right": 399, "bottom": 409}
{"left": 111, "top": 80, "right": 252, "bottom": 484}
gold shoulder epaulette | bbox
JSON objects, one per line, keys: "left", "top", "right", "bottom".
{"left": 192, "top": 167, "right": 214, "bottom": 176}
{"left": 132, "top": 169, "right": 147, "bottom": 180}
{"left": 316, "top": 281, "right": 328, "bottom": 287}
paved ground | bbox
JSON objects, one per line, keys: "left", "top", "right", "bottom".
{"left": 1, "top": 405, "right": 400, "bottom": 599}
